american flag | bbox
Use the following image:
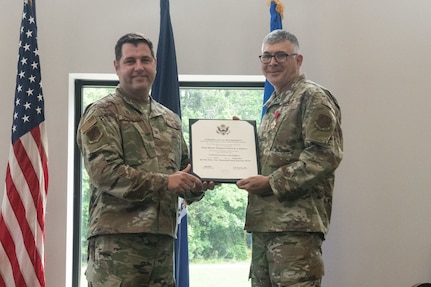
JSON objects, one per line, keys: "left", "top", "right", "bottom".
{"left": 0, "top": 0, "right": 49, "bottom": 286}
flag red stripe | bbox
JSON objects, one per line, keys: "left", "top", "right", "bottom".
{"left": 31, "top": 126, "right": 49, "bottom": 281}
{"left": 5, "top": 159, "right": 44, "bottom": 287}
{"left": 0, "top": 268, "right": 5, "bottom": 287}
{"left": 31, "top": 127, "right": 49, "bottom": 229}
{"left": 14, "top": 134, "right": 45, "bottom": 234}
{"left": 32, "top": 127, "right": 49, "bottom": 198}
{"left": 0, "top": 212, "right": 27, "bottom": 287}
{"left": 6, "top": 169, "right": 43, "bottom": 286}
{"left": 0, "top": 128, "right": 48, "bottom": 287}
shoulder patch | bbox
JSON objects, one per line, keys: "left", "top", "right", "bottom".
{"left": 315, "top": 114, "right": 332, "bottom": 130}
{"left": 80, "top": 116, "right": 103, "bottom": 143}
{"left": 80, "top": 116, "right": 97, "bottom": 134}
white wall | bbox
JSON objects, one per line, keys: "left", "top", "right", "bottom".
{"left": 1, "top": 0, "right": 431, "bottom": 286}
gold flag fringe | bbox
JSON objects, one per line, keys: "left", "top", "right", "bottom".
{"left": 267, "top": 0, "right": 285, "bottom": 19}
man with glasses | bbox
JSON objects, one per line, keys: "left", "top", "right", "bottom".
{"left": 236, "top": 30, "right": 343, "bottom": 286}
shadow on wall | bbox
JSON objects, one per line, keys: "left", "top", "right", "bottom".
{"left": 412, "top": 284, "right": 431, "bottom": 287}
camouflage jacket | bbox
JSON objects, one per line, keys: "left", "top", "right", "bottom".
{"left": 245, "top": 74, "right": 343, "bottom": 235}
{"left": 76, "top": 86, "right": 202, "bottom": 239}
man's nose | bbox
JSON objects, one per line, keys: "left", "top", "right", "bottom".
{"left": 268, "top": 56, "right": 278, "bottom": 64}
{"left": 135, "top": 60, "right": 145, "bottom": 69}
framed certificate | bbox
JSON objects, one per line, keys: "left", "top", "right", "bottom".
{"left": 189, "top": 119, "right": 260, "bottom": 183}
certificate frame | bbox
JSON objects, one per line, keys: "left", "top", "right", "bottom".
{"left": 189, "top": 119, "right": 260, "bottom": 183}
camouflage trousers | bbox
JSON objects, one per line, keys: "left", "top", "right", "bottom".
{"left": 250, "top": 232, "right": 324, "bottom": 287}
{"left": 86, "top": 233, "right": 175, "bottom": 287}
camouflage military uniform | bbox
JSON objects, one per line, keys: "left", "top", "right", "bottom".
{"left": 246, "top": 74, "right": 343, "bottom": 287}
{"left": 77, "top": 85, "right": 203, "bottom": 286}
{"left": 86, "top": 233, "right": 174, "bottom": 287}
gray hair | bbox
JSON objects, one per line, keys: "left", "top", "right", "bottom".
{"left": 262, "top": 30, "right": 300, "bottom": 51}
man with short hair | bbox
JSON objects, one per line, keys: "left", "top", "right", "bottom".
{"left": 237, "top": 30, "right": 343, "bottom": 287}
{"left": 77, "top": 32, "right": 212, "bottom": 287}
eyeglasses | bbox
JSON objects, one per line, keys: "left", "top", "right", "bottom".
{"left": 259, "top": 52, "right": 298, "bottom": 64}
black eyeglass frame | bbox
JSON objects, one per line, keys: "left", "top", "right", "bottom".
{"left": 258, "top": 52, "right": 298, "bottom": 64}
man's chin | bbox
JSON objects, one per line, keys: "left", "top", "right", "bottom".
{"left": 133, "top": 77, "right": 147, "bottom": 83}
{"left": 266, "top": 75, "right": 281, "bottom": 84}
{"left": 132, "top": 80, "right": 149, "bottom": 89}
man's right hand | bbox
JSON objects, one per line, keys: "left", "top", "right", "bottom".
{"left": 168, "top": 164, "right": 203, "bottom": 194}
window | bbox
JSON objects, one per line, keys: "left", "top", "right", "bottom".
{"left": 71, "top": 74, "right": 265, "bottom": 287}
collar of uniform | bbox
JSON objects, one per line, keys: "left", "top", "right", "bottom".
{"left": 116, "top": 85, "right": 152, "bottom": 115}
{"left": 264, "top": 74, "right": 307, "bottom": 108}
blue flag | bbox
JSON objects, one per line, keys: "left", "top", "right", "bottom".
{"left": 262, "top": 0, "right": 284, "bottom": 117}
{"left": 151, "top": 0, "right": 189, "bottom": 286}
{"left": 151, "top": 0, "right": 181, "bottom": 116}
